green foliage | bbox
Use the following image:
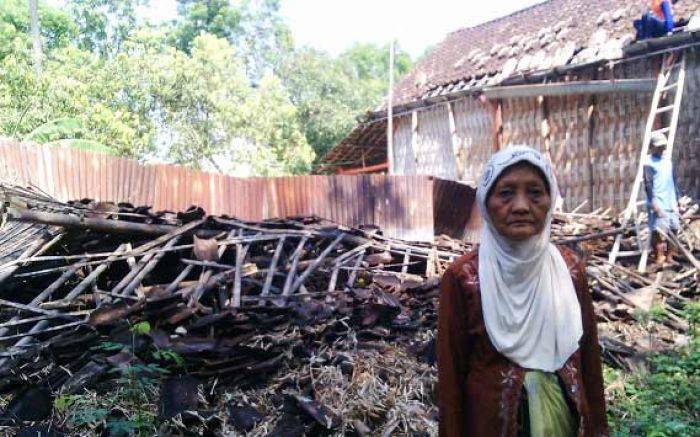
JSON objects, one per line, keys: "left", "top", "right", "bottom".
{"left": 93, "top": 341, "right": 126, "bottom": 352}
{"left": 68, "top": 401, "right": 110, "bottom": 427}
{"left": 682, "top": 301, "right": 700, "bottom": 336}
{"left": 149, "top": 33, "right": 314, "bottom": 173}
{"left": 0, "top": 0, "right": 412, "bottom": 174}
{"left": 606, "top": 322, "right": 700, "bottom": 436}
{"left": 152, "top": 348, "right": 185, "bottom": 368}
{"left": 280, "top": 43, "right": 412, "bottom": 161}
{"left": 24, "top": 116, "right": 82, "bottom": 142}
{"left": 649, "top": 305, "right": 668, "bottom": 324}
{"left": 54, "top": 394, "right": 79, "bottom": 412}
{"left": 68, "top": 0, "right": 146, "bottom": 57}
{"left": 0, "top": 41, "right": 156, "bottom": 157}
{"left": 59, "top": 323, "right": 169, "bottom": 435}
{"left": 130, "top": 321, "right": 151, "bottom": 335}
{"left": 170, "top": 0, "right": 292, "bottom": 81}
{"left": 0, "top": 0, "right": 76, "bottom": 59}
{"left": 170, "top": 0, "right": 243, "bottom": 53}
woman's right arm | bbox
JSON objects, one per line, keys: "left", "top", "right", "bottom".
{"left": 437, "top": 267, "right": 472, "bottom": 437}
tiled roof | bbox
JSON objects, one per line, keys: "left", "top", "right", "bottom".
{"left": 390, "top": 0, "right": 699, "bottom": 106}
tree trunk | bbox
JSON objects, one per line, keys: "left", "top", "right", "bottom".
{"left": 29, "top": 0, "right": 42, "bottom": 75}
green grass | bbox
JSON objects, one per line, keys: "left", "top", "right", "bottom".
{"left": 605, "top": 303, "right": 700, "bottom": 437}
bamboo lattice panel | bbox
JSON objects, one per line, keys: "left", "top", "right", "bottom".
{"left": 413, "top": 105, "right": 458, "bottom": 180}
{"left": 674, "top": 48, "right": 700, "bottom": 201}
{"left": 392, "top": 114, "right": 415, "bottom": 175}
{"left": 452, "top": 98, "right": 493, "bottom": 184}
{"left": 501, "top": 97, "right": 545, "bottom": 151}
{"left": 546, "top": 94, "right": 591, "bottom": 211}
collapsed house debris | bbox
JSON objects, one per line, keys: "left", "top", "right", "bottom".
{"left": 552, "top": 198, "right": 700, "bottom": 370}
{"left": 0, "top": 181, "right": 697, "bottom": 435}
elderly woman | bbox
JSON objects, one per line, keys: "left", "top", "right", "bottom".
{"left": 437, "top": 146, "right": 608, "bottom": 437}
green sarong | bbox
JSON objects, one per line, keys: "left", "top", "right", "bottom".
{"left": 522, "top": 370, "right": 577, "bottom": 437}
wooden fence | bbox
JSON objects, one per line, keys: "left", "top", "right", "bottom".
{"left": 0, "top": 140, "right": 475, "bottom": 242}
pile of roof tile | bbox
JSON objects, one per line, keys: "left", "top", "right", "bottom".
{"left": 0, "top": 181, "right": 697, "bottom": 435}
{"left": 0, "top": 182, "right": 456, "bottom": 435}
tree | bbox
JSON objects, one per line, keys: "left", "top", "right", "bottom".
{"left": 69, "top": 0, "right": 147, "bottom": 57}
{"left": 0, "top": 0, "right": 409, "bottom": 175}
{"left": 0, "top": 41, "right": 157, "bottom": 157}
{"left": 237, "top": 74, "right": 314, "bottom": 175}
{"left": 279, "top": 44, "right": 412, "bottom": 162}
{"left": 170, "top": 0, "right": 242, "bottom": 53}
{"left": 149, "top": 33, "right": 313, "bottom": 174}
{"left": 0, "top": 0, "right": 76, "bottom": 60}
{"left": 340, "top": 42, "right": 412, "bottom": 85}
{"left": 28, "top": 0, "right": 42, "bottom": 74}
{"left": 170, "top": 0, "right": 292, "bottom": 81}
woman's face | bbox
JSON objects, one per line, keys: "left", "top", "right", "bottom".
{"left": 485, "top": 162, "right": 551, "bottom": 241}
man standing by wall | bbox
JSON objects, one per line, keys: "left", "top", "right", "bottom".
{"left": 643, "top": 132, "right": 680, "bottom": 266}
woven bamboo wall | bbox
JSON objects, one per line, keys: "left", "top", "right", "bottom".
{"left": 413, "top": 105, "right": 458, "bottom": 180}
{"left": 390, "top": 49, "right": 699, "bottom": 212}
{"left": 392, "top": 114, "right": 415, "bottom": 175}
{"left": 675, "top": 48, "right": 700, "bottom": 201}
{"left": 501, "top": 97, "right": 545, "bottom": 151}
{"left": 452, "top": 98, "right": 494, "bottom": 184}
{"left": 546, "top": 94, "right": 591, "bottom": 211}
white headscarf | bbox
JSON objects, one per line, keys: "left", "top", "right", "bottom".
{"left": 476, "top": 145, "right": 583, "bottom": 372}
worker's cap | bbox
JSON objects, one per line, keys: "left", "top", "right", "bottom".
{"left": 650, "top": 131, "right": 668, "bottom": 148}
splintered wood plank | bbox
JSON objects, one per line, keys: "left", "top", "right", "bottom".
{"left": 327, "top": 265, "right": 340, "bottom": 293}
{"left": 166, "top": 265, "right": 194, "bottom": 293}
{"left": 262, "top": 236, "right": 286, "bottom": 297}
{"left": 282, "top": 236, "right": 309, "bottom": 297}
{"left": 345, "top": 249, "right": 366, "bottom": 288}
{"left": 0, "top": 244, "right": 127, "bottom": 366}
{"left": 291, "top": 233, "right": 345, "bottom": 294}
{"left": 0, "top": 260, "right": 83, "bottom": 337}
{"left": 232, "top": 241, "right": 245, "bottom": 308}
{"left": 231, "top": 232, "right": 258, "bottom": 308}
{"left": 111, "top": 251, "right": 157, "bottom": 295}
{"left": 401, "top": 248, "right": 411, "bottom": 279}
{"left": 119, "top": 236, "right": 182, "bottom": 298}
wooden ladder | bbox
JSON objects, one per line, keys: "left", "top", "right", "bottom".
{"left": 608, "top": 52, "right": 686, "bottom": 270}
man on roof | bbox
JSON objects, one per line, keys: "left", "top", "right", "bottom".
{"left": 634, "top": 0, "right": 675, "bottom": 40}
{"left": 643, "top": 131, "right": 680, "bottom": 266}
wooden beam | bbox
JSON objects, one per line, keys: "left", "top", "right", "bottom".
{"left": 5, "top": 207, "right": 177, "bottom": 236}
{"left": 387, "top": 40, "right": 395, "bottom": 174}
{"left": 446, "top": 101, "right": 462, "bottom": 179}
{"left": 482, "top": 78, "right": 656, "bottom": 99}
{"left": 338, "top": 162, "right": 388, "bottom": 175}
{"left": 411, "top": 110, "right": 419, "bottom": 167}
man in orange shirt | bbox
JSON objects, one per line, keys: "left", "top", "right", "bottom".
{"left": 634, "top": 0, "right": 675, "bottom": 40}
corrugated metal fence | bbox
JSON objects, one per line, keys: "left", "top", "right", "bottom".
{"left": 0, "top": 140, "right": 475, "bottom": 242}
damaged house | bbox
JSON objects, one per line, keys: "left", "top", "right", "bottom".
{"left": 321, "top": 0, "right": 700, "bottom": 212}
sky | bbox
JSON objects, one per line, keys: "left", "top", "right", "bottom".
{"left": 278, "top": 0, "right": 544, "bottom": 58}
{"left": 135, "top": 0, "right": 545, "bottom": 59}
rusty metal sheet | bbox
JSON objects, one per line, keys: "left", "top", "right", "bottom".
{"left": 0, "top": 142, "right": 448, "bottom": 241}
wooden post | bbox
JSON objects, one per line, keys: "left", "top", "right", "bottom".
{"left": 446, "top": 101, "right": 463, "bottom": 180}
{"left": 493, "top": 99, "right": 503, "bottom": 151}
{"left": 387, "top": 40, "right": 395, "bottom": 174}
{"left": 586, "top": 91, "right": 598, "bottom": 213}
{"left": 411, "top": 110, "right": 419, "bottom": 166}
